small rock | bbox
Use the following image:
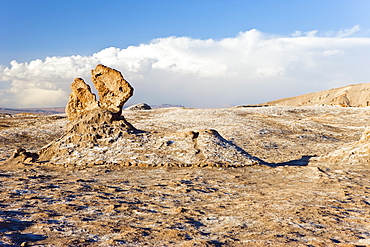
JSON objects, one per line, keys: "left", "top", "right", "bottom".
{"left": 125, "top": 103, "right": 152, "bottom": 111}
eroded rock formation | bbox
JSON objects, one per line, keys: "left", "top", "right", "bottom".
{"left": 312, "top": 126, "right": 370, "bottom": 165}
{"left": 39, "top": 128, "right": 261, "bottom": 167}
{"left": 38, "top": 64, "right": 261, "bottom": 167}
{"left": 91, "top": 64, "right": 133, "bottom": 115}
{"left": 66, "top": 64, "right": 133, "bottom": 120}
{"left": 65, "top": 78, "right": 99, "bottom": 121}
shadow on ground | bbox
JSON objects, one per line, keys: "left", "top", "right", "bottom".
{"left": 0, "top": 210, "right": 47, "bottom": 246}
{"left": 267, "top": 155, "right": 315, "bottom": 167}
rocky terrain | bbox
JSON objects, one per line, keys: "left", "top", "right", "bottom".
{"left": 0, "top": 65, "right": 369, "bottom": 246}
{"left": 1, "top": 105, "right": 369, "bottom": 246}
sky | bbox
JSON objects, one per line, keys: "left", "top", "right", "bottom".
{"left": 1, "top": 0, "right": 370, "bottom": 108}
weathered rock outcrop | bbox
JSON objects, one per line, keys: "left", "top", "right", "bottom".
{"left": 65, "top": 78, "right": 99, "bottom": 121}
{"left": 39, "top": 127, "right": 261, "bottom": 167}
{"left": 38, "top": 64, "right": 261, "bottom": 167}
{"left": 91, "top": 64, "right": 133, "bottom": 115}
{"left": 66, "top": 64, "right": 133, "bottom": 120}
{"left": 312, "top": 126, "right": 370, "bottom": 165}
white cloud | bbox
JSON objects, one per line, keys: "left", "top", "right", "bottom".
{"left": 1, "top": 27, "right": 370, "bottom": 108}
{"left": 336, "top": 25, "right": 361, "bottom": 37}
{"left": 15, "top": 88, "right": 68, "bottom": 107}
{"left": 323, "top": 49, "right": 344, "bottom": 56}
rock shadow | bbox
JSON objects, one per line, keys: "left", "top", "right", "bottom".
{"left": 267, "top": 155, "right": 315, "bottom": 167}
{"left": 185, "top": 217, "right": 205, "bottom": 229}
{"left": 0, "top": 210, "right": 47, "bottom": 246}
{"left": 216, "top": 133, "right": 267, "bottom": 165}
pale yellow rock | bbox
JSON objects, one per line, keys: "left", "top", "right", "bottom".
{"left": 65, "top": 78, "right": 99, "bottom": 121}
{"left": 66, "top": 64, "right": 133, "bottom": 120}
{"left": 91, "top": 64, "right": 134, "bottom": 115}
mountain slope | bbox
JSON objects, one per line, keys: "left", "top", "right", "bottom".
{"left": 264, "top": 82, "right": 370, "bottom": 107}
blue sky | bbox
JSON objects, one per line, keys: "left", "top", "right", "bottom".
{"left": 1, "top": 0, "right": 370, "bottom": 108}
{"left": 1, "top": 0, "right": 369, "bottom": 65}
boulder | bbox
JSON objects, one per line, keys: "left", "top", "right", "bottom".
{"left": 125, "top": 103, "right": 152, "bottom": 111}
{"left": 7, "top": 147, "right": 39, "bottom": 163}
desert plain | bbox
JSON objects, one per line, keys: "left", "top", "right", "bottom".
{"left": 0, "top": 104, "right": 370, "bottom": 246}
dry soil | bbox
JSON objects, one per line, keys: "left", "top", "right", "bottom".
{"left": 0, "top": 106, "right": 369, "bottom": 246}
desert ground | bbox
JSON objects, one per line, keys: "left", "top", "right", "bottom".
{"left": 0, "top": 106, "right": 370, "bottom": 246}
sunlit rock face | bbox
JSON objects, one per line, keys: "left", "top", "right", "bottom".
{"left": 65, "top": 64, "right": 133, "bottom": 121}
{"left": 65, "top": 78, "right": 99, "bottom": 121}
{"left": 91, "top": 64, "right": 134, "bottom": 116}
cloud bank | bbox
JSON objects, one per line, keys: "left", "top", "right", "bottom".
{"left": 1, "top": 27, "right": 370, "bottom": 108}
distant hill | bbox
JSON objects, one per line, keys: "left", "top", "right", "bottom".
{"left": 0, "top": 107, "right": 65, "bottom": 115}
{"left": 0, "top": 104, "right": 185, "bottom": 115}
{"left": 124, "top": 103, "right": 184, "bottom": 109}
{"left": 263, "top": 83, "right": 370, "bottom": 107}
